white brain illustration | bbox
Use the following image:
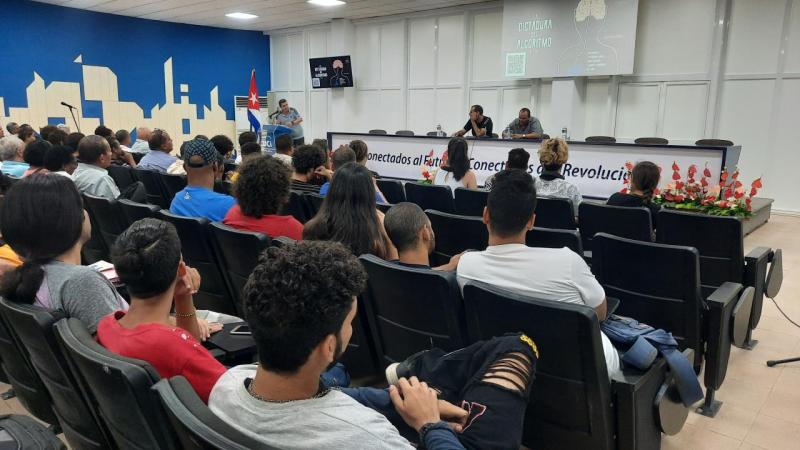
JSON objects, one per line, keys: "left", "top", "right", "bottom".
{"left": 575, "top": 0, "right": 607, "bottom": 21}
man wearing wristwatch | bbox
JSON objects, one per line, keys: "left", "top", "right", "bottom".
{"left": 209, "top": 240, "right": 537, "bottom": 450}
{"left": 507, "top": 108, "right": 544, "bottom": 139}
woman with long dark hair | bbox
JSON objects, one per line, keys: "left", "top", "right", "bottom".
{"left": 0, "top": 174, "right": 127, "bottom": 332}
{"left": 433, "top": 137, "right": 477, "bottom": 193}
{"left": 303, "top": 163, "right": 397, "bottom": 260}
{"left": 607, "top": 161, "right": 662, "bottom": 225}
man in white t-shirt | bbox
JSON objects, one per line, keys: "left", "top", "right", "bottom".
{"left": 456, "top": 169, "right": 620, "bottom": 377}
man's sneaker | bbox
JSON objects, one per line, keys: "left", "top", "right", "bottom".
{"left": 385, "top": 350, "right": 429, "bottom": 386}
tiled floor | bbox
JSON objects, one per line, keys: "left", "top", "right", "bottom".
{"left": 0, "top": 215, "right": 797, "bottom": 449}
{"left": 662, "top": 213, "right": 800, "bottom": 450}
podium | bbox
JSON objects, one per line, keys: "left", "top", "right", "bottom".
{"left": 262, "top": 124, "right": 293, "bottom": 155}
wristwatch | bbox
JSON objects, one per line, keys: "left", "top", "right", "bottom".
{"left": 419, "top": 421, "right": 454, "bottom": 445}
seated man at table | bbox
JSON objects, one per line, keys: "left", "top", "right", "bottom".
{"left": 97, "top": 218, "right": 223, "bottom": 403}
{"left": 456, "top": 169, "right": 620, "bottom": 377}
{"left": 507, "top": 108, "right": 543, "bottom": 140}
{"left": 453, "top": 105, "right": 493, "bottom": 138}
{"left": 384, "top": 202, "right": 462, "bottom": 271}
{"left": 170, "top": 138, "right": 236, "bottom": 221}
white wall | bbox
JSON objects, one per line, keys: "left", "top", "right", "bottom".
{"left": 270, "top": 0, "right": 800, "bottom": 212}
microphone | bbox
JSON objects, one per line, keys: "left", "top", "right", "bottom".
{"left": 60, "top": 101, "right": 76, "bottom": 109}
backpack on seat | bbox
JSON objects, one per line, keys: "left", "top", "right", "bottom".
{"left": 0, "top": 414, "right": 65, "bottom": 450}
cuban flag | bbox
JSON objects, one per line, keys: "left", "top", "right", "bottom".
{"left": 247, "top": 69, "right": 262, "bottom": 141}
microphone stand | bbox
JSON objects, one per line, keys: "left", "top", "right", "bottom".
{"left": 64, "top": 104, "right": 80, "bottom": 132}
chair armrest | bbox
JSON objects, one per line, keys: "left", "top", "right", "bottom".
{"left": 606, "top": 297, "right": 621, "bottom": 317}
{"left": 611, "top": 358, "right": 668, "bottom": 450}
{"left": 703, "top": 282, "right": 742, "bottom": 391}
{"left": 744, "top": 247, "right": 771, "bottom": 329}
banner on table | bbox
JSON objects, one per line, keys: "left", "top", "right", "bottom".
{"left": 330, "top": 133, "right": 736, "bottom": 199}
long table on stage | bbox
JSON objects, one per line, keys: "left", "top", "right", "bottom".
{"left": 328, "top": 132, "right": 742, "bottom": 200}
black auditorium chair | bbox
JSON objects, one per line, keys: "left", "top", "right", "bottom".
{"left": 540, "top": 133, "right": 551, "bottom": 139}
{"left": 133, "top": 168, "right": 170, "bottom": 208}
{"left": 376, "top": 179, "right": 405, "bottom": 204}
{"left": 107, "top": 165, "right": 136, "bottom": 190}
{"left": 157, "top": 210, "right": 236, "bottom": 315}
{"left": 535, "top": 196, "right": 577, "bottom": 230}
{"left": 0, "top": 301, "right": 113, "bottom": 449}
{"left": 81, "top": 207, "right": 110, "bottom": 265}
{"left": 304, "top": 193, "right": 325, "bottom": 218}
{"left": 55, "top": 319, "right": 177, "bottom": 449}
{"left": 339, "top": 296, "right": 381, "bottom": 380}
{"left": 209, "top": 223, "right": 269, "bottom": 318}
{"left": 283, "top": 191, "right": 312, "bottom": 224}
{"left": 578, "top": 202, "right": 652, "bottom": 258}
{"left": 585, "top": 136, "right": 617, "bottom": 143}
{"left": 591, "top": 233, "right": 750, "bottom": 417}
{"left": 160, "top": 173, "right": 188, "bottom": 200}
{"left": 395, "top": 130, "right": 414, "bottom": 136}
{"left": 82, "top": 194, "right": 128, "bottom": 251}
{"left": 404, "top": 182, "right": 455, "bottom": 214}
{"left": 368, "top": 129, "right": 387, "bottom": 135}
{"left": 657, "top": 210, "right": 781, "bottom": 349}
{"left": 454, "top": 187, "right": 488, "bottom": 216}
{"left": 118, "top": 199, "right": 161, "bottom": 228}
{"left": 695, "top": 139, "right": 734, "bottom": 147}
{"left": 634, "top": 137, "right": 669, "bottom": 145}
{"left": 426, "top": 131, "right": 439, "bottom": 136}
{"left": 271, "top": 236, "right": 296, "bottom": 247}
{"left": 425, "top": 210, "right": 488, "bottom": 266}
{"left": 359, "top": 255, "right": 468, "bottom": 365}
{"left": 154, "top": 376, "right": 271, "bottom": 450}
{"left": 462, "top": 281, "right": 682, "bottom": 449}
{"left": 131, "top": 153, "right": 145, "bottom": 164}
{"left": 214, "top": 180, "right": 233, "bottom": 196}
{"left": 526, "top": 227, "right": 582, "bottom": 255}
{"left": 0, "top": 312, "right": 60, "bottom": 428}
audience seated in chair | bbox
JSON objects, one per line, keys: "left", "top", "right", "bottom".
{"left": 483, "top": 148, "right": 530, "bottom": 190}
{"left": 606, "top": 161, "right": 662, "bottom": 227}
{"left": 320, "top": 145, "right": 388, "bottom": 204}
{"left": 303, "top": 163, "right": 397, "bottom": 260}
{"left": 115, "top": 129, "right": 133, "bottom": 153}
{"left": 0, "top": 135, "right": 29, "bottom": 177}
{"left": 535, "top": 139, "right": 582, "bottom": 215}
{"left": 273, "top": 134, "right": 295, "bottom": 168}
{"left": 433, "top": 138, "right": 477, "bottom": 192}
{"left": 65, "top": 132, "right": 84, "bottom": 153}
{"left": 291, "top": 144, "right": 331, "bottom": 194}
{"left": 129, "top": 126, "right": 152, "bottom": 154}
{"left": 384, "top": 202, "right": 462, "bottom": 271}
{"left": 97, "top": 218, "right": 224, "bottom": 403}
{"left": 223, "top": 156, "right": 303, "bottom": 241}
{"left": 106, "top": 136, "right": 137, "bottom": 168}
{"left": 349, "top": 139, "right": 381, "bottom": 179}
{"left": 226, "top": 142, "right": 263, "bottom": 183}
{"left": 209, "top": 240, "right": 536, "bottom": 450}
{"left": 210, "top": 134, "right": 235, "bottom": 164}
{"left": 169, "top": 138, "right": 236, "bottom": 222}
{"left": 43, "top": 144, "right": 77, "bottom": 177}
{"left": 238, "top": 130, "right": 258, "bottom": 150}
{"left": 0, "top": 174, "right": 128, "bottom": 332}
{"left": 72, "top": 135, "right": 121, "bottom": 200}
{"left": 138, "top": 129, "right": 177, "bottom": 173}
{"left": 456, "top": 169, "right": 620, "bottom": 376}
{"left": 21, "top": 139, "right": 50, "bottom": 177}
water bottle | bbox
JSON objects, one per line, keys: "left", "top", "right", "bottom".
{"left": 561, "top": 127, "right": 568, "bottom": 140}
{"left": 436, "top": 124, "right": 444, "bottom": 137}
{"left": 503, "top": 127, "right": 511, "bottom": 139}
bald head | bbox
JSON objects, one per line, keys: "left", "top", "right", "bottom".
{"left": 136, "top": 127, "right": 152, "bottom": 141}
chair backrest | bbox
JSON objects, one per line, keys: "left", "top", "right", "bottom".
{"left": 80, "top": 207, "right": 109, "bottom": 265}
{"left": 157, "top": 210, "right": 236, "bottom": 315}
{"left": 426, "top": 131, "right": 439, "bottom": 136}
{"left": 634, "top": 137, "right": 669, "bottom": 145}
{"left": 534, "top": 196, "right": 576, "bottom": 230}
{"left": 209, "top": 223, "right": 269, "bottom": 318}
{"left": 107, "top": 165, "right": 136, "bottom": 190}
{"left": 133, "top": 168, "right": 170, "bottom": 208}
{"left": 454, "top": 188, "right": 488, "bottom": 216}
{"left": 0, "top": 301, "right": 112, "bottom": 449}
{"left": 82, "top": 194, "right": 127, "bottom": 250}
{"left": 283, "top": 190, "right": 311, "bottom": 223}
{"left": 578, "top": 202, "right": 652, "bottom": 253}
{"left": 153, "top": 376, "right": 272, "bottom": 450}
{"left": 585, "top": 136, "right": 617, "bottom": 143}
{"left": 425, "top": 210, "right": 488, "bottom": 265}
{"left": 304, "top": 193, "right": 325, "bottom": 218}
{"left": 118, "top": 199, "right": 161, "bottom": 229}
{"left": 404, "top": 182, "right": 455, "bottom": 213}
{"left": 0, "top": 311, "right": 59, "bottom": 426}
{"left": 461, "top": 281, "right": 614, "bottom": 450}
{"left": 656, "top": 209, "right": 744, "bottom": 296}
{"left": 368, "top": 129, "right": 387, "bottom": 135}
{"left": 591, "top": 233, "right": 703, "bottom": 355}
{"left": 395, "top": 130, "right": 414, "bottom": 136}
{"left": 526, "top": 227, "right": 582, "bottom": 255}
{"left": 359, "top": 255, "right": 467, "bottom": 364}
{"left": 159, "top": 173, "right": 188, "bottom": 200}
{"left": 55, "top": 319, "right": 177, "bottom": 450}
{"left": 214, "top": 180, "right": 233, "bottom": 196}
{"left": 376, "top": 179, "right": 405, "bottom": 204}
{"left": 695, "top": 139, "right": 733, "bottom": 147}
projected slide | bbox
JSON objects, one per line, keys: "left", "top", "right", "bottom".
{"left": 501, "top": 0, "right": 639, "bottom": 78}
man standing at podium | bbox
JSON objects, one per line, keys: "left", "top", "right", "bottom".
{"left": 275, "top": 99, "right": 304, "bottom": 146}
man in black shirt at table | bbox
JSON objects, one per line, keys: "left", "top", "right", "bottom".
{"left": 454, "top": 105, "right": 493, "bottom": 138}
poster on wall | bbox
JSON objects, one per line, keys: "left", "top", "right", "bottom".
{"left": 309, "top": 56, "right": 354, "bottom": 88}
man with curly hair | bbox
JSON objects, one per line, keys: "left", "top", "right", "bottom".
{"left": 210, "top": 241, "right": 537, "bottom": 450}
{"left": 223, "top": 156, "right": 303, "bottom": 240}
{"left": 169, "top": 138, "right": 236, "bottom": 221}
{"left": 290, "top": 144, "right": 331, "bottom": 194}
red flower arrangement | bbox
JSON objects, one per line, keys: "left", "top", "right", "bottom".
{"left": 621, "top": 161, "right": 763, "bottom": 217}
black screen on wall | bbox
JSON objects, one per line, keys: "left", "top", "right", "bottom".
{"left": 309, "top": 55, "right": 354, "bottom": 88}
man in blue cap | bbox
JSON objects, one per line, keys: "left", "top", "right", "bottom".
{"left": 169, "top": 138, "right": 236, "bottom": 222}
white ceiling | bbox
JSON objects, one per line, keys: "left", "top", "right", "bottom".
{"left": 34, "top": 0, "right": 493, "bottom": 32}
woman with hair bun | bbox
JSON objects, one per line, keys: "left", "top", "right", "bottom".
{"left": 607, "top": 161, "right": 662, "bottom": 225}
{"left": 535, "top": 138, "right": 582, "bottom": 214}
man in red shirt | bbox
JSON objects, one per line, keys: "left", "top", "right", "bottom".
{"left": 224, "top": 155, "right": 304, "bottom": 240}
{"left": 97, "top": 218, "right": 224, "bottom": 402}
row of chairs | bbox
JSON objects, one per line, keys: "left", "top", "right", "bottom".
{"left": 107, "top": 165, "right": 232, "bottom": 210}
